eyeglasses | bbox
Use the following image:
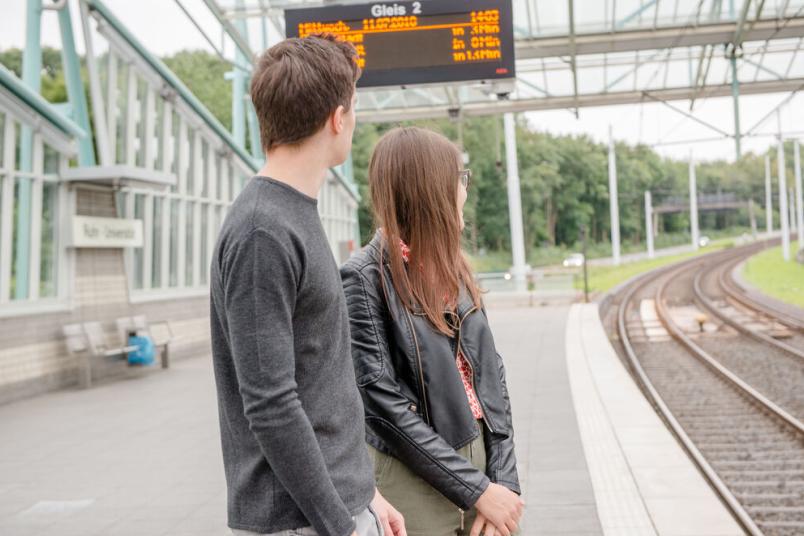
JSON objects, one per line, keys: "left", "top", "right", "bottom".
{"left": 459, "top": 169, "right": 472, "bottom": 190}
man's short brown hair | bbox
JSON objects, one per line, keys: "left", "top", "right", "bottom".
{"left": 250, "top": 34, "right": 361, "bottom": 151}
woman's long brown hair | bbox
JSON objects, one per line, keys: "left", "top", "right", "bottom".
{"left": 369, "top": 126, "right": 481, "bottom": 336}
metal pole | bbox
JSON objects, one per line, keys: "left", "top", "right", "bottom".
{"left": 730, "top": 55, "right": 742, "bottom": 159}
{"left": 748, "top": 199, "right": 757, "bottom": 239}
{"left": 795, "top": 141, "right": 804, "bottom": 252}
{"left": 765, "top": 154, "right": 773, "bottom": 235}
{"left": 503, "top": 112, "right": 527, "bottom": 291}
{"left": 58, "top": 1, "right": 95, "bottom": 166}
{"left": 608, "top": 125, "right": 621, "bottom": 265}
{"left": 689, "top": 151, "right": 699, "bottom": 250}
{"left": 777, "top": 128, "right": 790, "bottom": 261}
{"left": 15, "top": 0, "right": 43, "bottom": 300}
{"left": 581, "top": 224, "right": 589, "bottom": 303}
{"left": 645, "top": 190, "right": 655, "bottom": 258}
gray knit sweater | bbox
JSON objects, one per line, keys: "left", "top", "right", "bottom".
{"left": 209, "top": 176, "right": 375, "bottom": 536}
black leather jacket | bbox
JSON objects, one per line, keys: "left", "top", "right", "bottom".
{"left": 340, "top": 231, "right": 520, "bottom": 510}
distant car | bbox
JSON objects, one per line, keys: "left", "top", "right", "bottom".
{"left": 562, "top": 253, "right": 585, "bottom": 268}
{"left": 698, "top": 235, "right": 710, "bottom": 247}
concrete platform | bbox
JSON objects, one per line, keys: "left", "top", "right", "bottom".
{"left": 0, "top": 303, "right": 746, "bottom": 535}
{"left": 491, "top": 306, "right": 602, "bottom": 535}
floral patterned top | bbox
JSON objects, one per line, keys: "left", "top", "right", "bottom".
{"left": 399, "top": 238, "right": 484, "bottom": 419}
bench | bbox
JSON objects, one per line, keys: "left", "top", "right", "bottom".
{"left": 115, "top": 315, "right": 175, "bottom": 369}
{"left": 62, "top": 322, "right": 139, "bottom": 388}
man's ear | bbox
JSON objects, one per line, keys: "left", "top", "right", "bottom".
{"left": 331, "top": 105, "right": 346, "bottom": 135}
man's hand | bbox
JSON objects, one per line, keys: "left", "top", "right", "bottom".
{"left": 371, "top": 488, "right": 407, "bottom": 536}
{"left": 473, "top": 483, "right": 524, "bottom": 536}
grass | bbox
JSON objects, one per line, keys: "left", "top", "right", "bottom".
{"left": 467, "top": 227, "right": 754, "bottom": 273}
{"left": 468, "top": 250, "right": 513, "bottom": 273}
{"left": 741, "top": 245, "right": 804, "bottom": 308}
{"left": 469, "top": 238, "right": 739, "bottom": 295}
{"left": 573, "top": 238, "right": 737, "bottom": 294}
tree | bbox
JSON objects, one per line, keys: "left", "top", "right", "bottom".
{"left": 163, "top": 50, "right": 232, "bottom": 131}
{"left": 0, "top": 47, "right": 68, "bottom": 103}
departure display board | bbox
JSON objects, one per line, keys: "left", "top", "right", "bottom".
{"left": 284, "top": 0, "right": 515, "bottom": 89}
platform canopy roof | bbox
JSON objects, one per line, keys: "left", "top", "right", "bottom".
{"left": 199, "top": 0, "right": 804, "bottom": 125}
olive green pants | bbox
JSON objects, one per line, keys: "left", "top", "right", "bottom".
{"left": 368, "top": 431, "right": 486, "bottom": 536}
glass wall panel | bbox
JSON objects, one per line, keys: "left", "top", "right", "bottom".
{"left": 199, "top": 203, "right": 208, "bottom": 285}
{"left": 39, "top": 181, "right": 58, "bottom": 298}
{"left": 170, "top": 199, "right": 179, "bottom": 287}
{"left": 133, "top": 194, "right": 144, "bottom": 290}
{"left": 185, "top": 201, "right": 194, "bottom": 286}
{"left": 152, "top": 197, "right": 162, "bottom": 288}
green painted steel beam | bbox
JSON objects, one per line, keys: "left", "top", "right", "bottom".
{"left": 232, "top": 0, "right": 261, "bottom": 158}
{"left": 15, "top": 0, "right": 43, "bottom": 300}
{"left": 246, "top": 98, "right": 263, "bottom": 162}
{"left": 57, "top": 1, "right": 95, "bottom": 166}
{"left": 85, "top": 0, "right": 259, "bottom": 172}
{"left": 730, "top": 55, "right": 742, "bottom": 159}
{"left": 0, "top": 64, "right": 87, "bottom": 139}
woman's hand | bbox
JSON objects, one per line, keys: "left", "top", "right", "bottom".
{"left": 470, "top": 512, "right": 499, "bottom": 536}
{"left": 473, "top": 483, "right": 524, "bottom": 536}
{"left": 371, "top": 488, "right": 407, "bottom": 536}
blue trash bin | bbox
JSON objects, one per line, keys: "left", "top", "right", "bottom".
{"left": 127, "top": 331, "right": 156, "bottom": 366}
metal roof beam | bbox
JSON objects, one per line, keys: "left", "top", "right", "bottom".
{"left": 742, "top": 56, "right": 785, "bottom": 79}
{"left": 200, "top": 0, "right": 255, "bottom": 62}
{"left": 356, "top": 77, "right": 804, "bottom": 123}
{"left": 616, "top": 0, "right": 659, "bottom": 29}
{"left": 733, "top": 0, "right": 753, "bottom": 45}
{"left": 641, "top": 91, "right": 732, "bottom": 137}
{"left": 173, "top": 0, "right": 249, "bottom": 70}
{"left": 516, "top": 17, "right": 804, "bottom": 59}
{"left": 568, "top": 0, "right": 579, "bottom": 117}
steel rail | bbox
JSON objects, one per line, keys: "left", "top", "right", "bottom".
{"left": 615, "top": 252, "right": 764, "bottom": 536}
{"left": 691, "top": 248, "right": 804, "bottom": 361}
{"left": 654, "top": 252, "right": 804, "bottom": 437}
{"left": 719, "top": 251, "right": 804, "bottom": 333}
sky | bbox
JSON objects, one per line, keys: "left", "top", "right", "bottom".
{"left": 1, "top": 0, "right": 802, "bottom": 164}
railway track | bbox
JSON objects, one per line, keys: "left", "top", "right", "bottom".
{"left": 718, "top": 252, "right": 804, "bottom": 334}
{"left": 607, "top": 242, "right": 804, "bottom": 536}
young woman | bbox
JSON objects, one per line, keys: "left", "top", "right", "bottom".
{"left": 341, "top": 127, "right": 522, "bottom": 536}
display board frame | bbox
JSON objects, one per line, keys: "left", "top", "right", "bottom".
{"left": 284, "top": 0, "right": 516, "bottom": 90}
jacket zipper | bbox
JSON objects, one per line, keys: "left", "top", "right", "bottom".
{"left": 453, "top": 306, "right": 491, "bottom": 527}
{"left": 404, "top": 308, "right": 431, "bottom": 425}
{"left": 455, "top": 306, "right": 496, "bottom": 434}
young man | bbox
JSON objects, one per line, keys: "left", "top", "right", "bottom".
{"left": 209, "top": 35, "right": 405, "bottom": 536}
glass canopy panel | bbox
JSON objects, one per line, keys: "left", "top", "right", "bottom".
{"left": 173, "top": 0, "right": 804, "bottom": 120}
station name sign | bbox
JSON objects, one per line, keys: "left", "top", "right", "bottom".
{"left": 284, "top": 0, "right": 516, "bottom": 88}
{"left": 68, "top": 216, "right": 143, "bottom": 249}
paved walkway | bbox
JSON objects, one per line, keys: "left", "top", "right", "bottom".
{"left": 492, "top": 306, "right": 602, "bottom": 535}
{"left": 0, "top": 305, "right": 599, "bottom": 536}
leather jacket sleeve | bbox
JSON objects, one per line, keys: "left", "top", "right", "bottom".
{"left": 341, "top": 263, "right": 490, "bottom": 510}
{"left": 484, "top": 353, "right": 521, "bottom": 494}
{"left": 481, "top": 308, "right": 521, "bottom": 494}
